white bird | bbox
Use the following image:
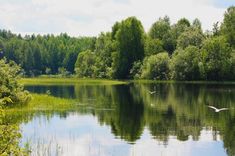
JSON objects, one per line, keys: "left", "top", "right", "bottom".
{"left": 207, "top": 106, "right": 229, "bottom": 112}
{"left": 148, "top": 90, "right": 156, "bottom": 94}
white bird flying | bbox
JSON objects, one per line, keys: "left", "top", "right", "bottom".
{"left": 207, "top": 106, "right": 229, "bottom": 112}
{"left": 148, "top": 90, "right": 156, "bottom": 94}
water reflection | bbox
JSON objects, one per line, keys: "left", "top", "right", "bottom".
{"left": 21, "top": 113, "right": 227, "bottom": 156}
{"left": 18, "top": 83, "right": 235, "bottom": 155}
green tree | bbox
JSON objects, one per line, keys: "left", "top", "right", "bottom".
{"left": 192, "top": 18, "right": 202, "bottom": 30}
{"left": 221, "top": 6, "right": 235, "bottom": 47}
{"left": 94, "top": 32, "right": 114, "bottom": 78}
{"left": 63, "top": 51, "right": 78, "bottom": 73}
{"left": 0, "top": 58, "right": 30, "bottom": 155}
{"left": 111, "top": 22, "right": 121, "bottom": 40}
{"left": 0, "top": 58, "right": 31, "bottom": 104}
{"left": 171, "top": 18, "right": 191, "bottom": 50}
{"left": 149, "top": 16, "right": 175, "bottom": 54}
{"left": 212, "top": 22, "right": 220, "bottom": 36}
{"left": 149, "top": 16, "right": 171, "bottom": 40}
{"left": 177, "top": 28, "right": 204, "bottom": 49}
{"left": 112, "top": 17, "right": 145, "bottom": 79}
{"left": 145, "top": 38, "right": 164, "bottom": 56}
{"left": 201, "top": 36, "right": 233, "bottom": 80}
{"left": 130, "top": 60, "right": 142, "bottom": 79}
{"left": 170, "top": 46, "right": 201, "bottom": 80}
{"left": 177, "top": 18, "right": 191, "bottom": 27}
{"left": 141, "top": 52, "right": 170, "bottom": 80}
{"left": 75, "top": 50, "right": 96, "bottom": 78}
{"left": 0, "top": 31, "right": 96, "bottom": 76}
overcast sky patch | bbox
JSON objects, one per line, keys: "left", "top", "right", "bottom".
{"left": 0, "top": 0, "right": 232, "bottom": 36}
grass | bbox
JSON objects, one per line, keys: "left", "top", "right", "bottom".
{"left": 6, "top": 93, "right": 114, "bottom": 113}
{"left": 27, "top": 94, "right": 77, "bottom": 110}
{"left": 6, "top": 94, "right": 78, "bottom": 112}
{"left": 19, "top": 78, "right": 128, "bottom": 86}
{"left": 19, "top": 77, "right": 235, "bottom": 86}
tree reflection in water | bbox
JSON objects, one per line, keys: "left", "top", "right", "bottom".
{"left": 6, "top": 83, "right": 235, "bottom": 156}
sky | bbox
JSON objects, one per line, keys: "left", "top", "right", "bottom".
{"left": 0, "top": 0, "right": 234, "bottom": 37}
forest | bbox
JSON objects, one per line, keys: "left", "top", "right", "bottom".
{"left": 0, "top": 6, "right": 235, "bottom": 81}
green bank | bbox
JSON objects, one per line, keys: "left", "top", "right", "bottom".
{"left": 19, "top": 78, "right": 127, "bottom": 86}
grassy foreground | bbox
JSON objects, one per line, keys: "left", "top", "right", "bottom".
{"left": 19, "top": 78, "right": 127, "bottom": 86}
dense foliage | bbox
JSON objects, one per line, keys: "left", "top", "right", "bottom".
{"left": 111, "top": 17, "right": 145, "bottom": 79}
{"left": 170, "top": 46, "right": 201, "bottom": 80}
{"left": 141, "top": 52, "right": 170, "bottom": 80}
{"left": 0, "top": 59, "right": 31, "bottom": 104}
{"left": 0, "top": 59, "right": 30, "bottom": 155}
{"left": 0, "top": 6, "right": 235, "bottom": 80}
{"left": 0, "top": 33, "right": 96, "bottom": 76}
{"left": 75, "top": 50, "right": 96, "bottom": 78}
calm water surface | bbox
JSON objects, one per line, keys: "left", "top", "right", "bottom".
{"left": 19, "top": 83, "right": 235, "bottom": 156}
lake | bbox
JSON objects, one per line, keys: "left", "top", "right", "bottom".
{"left": 14, "top": 83, "right": 235, "bottom": 156}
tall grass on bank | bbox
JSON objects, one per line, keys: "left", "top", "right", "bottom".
{"left": 6, "top": 94, "right": 77, "bottom": 112}
{"left": 19, "top": 78, "right": 127, "bottom": 86}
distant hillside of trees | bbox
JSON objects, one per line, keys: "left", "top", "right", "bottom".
{"left": 0, "top": 32, "right": 96, "bottom": 76}
{"left": 0, "top": 6, "right": 235, "bottom": 81}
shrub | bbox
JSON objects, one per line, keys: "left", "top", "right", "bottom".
{"left": 0, "top": 58, "right": 31, "bottom": 106}
{"left": 141, "top": 52, "right": 170, "bottom": 80}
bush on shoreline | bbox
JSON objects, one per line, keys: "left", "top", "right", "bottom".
{"left": 0, "top": 58, "right": 31, "bottom": 155}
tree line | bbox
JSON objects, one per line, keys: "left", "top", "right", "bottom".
{"left": 0, "top": 6, "right": 235, "bottom": 80}
{"left": 0, "top": 32, "right": 96, "bottom": 76}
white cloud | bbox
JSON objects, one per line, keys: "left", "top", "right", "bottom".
{"left": 0, "top": 0, "right": 228, "bottom": 36}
